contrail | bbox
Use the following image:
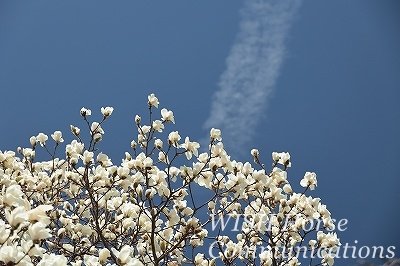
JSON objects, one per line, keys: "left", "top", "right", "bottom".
{"left": 203, "top": 0, "right": 301, "bottom": 158}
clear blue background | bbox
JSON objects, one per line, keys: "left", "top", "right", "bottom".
{"left": 1, "top": 1, "right": 399, "bottom": 265}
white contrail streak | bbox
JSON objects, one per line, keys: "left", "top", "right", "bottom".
{"left": 203, "top": 0, "right": 301, "bottom": 157}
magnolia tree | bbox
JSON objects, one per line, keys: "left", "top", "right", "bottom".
{"left": 0, "top": 94, "right": 340, "bottom": 266}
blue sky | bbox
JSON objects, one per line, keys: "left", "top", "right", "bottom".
{"left": 1, "top": 1, "right": 399, "bottom": 265}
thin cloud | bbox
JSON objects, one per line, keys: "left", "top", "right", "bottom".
{"left": 203, "top": 0, "right": 301, "bottom": 157}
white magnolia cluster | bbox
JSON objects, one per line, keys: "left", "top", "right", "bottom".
{"left": 0, "top": 94, "right": 340, "bottom": 265}
{"left": 0, "top": 177, "right": 66, "bottom": 265}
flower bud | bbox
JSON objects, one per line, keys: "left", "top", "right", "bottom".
{"left": 70, "top": 125, "right": 80, "bottom": 136}
{"left": 80, "top": 107, "right": 91, "bottom": 117}
{"left": 30, "top": 136, "right": 37, "bottom": 147}
{"left": 135, "top": 115, "right": 141, "bottom": 124}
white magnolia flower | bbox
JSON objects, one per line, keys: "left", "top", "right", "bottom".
{"left": 210, "top": 128, "right": 221, "bottom": 141}
{"left": 251, "top": 149, "right": 259, "bottom": 157}
{"left": 82, "top": 150, "right": 94, "bottom": 165}
{"left": 277, "top": 152, "right": 291, "bottom": 167}
{"left": 272, "top": 152, "right": 280, "bottom": 162}
{"left": 29, "top": 136, "right": 37, "bottom": 147}
{"left": 24, "top": 240, "right": 45, "bottom": 258}
{"left": 28, "top": 204, "right": 53, "bottom": 225}
{"left": 300, "top": 172, "right": 318, "bottom": 190}
{"left": 22, "top": 148, "right": 35, "bottom": 159}
{"left": 70, "top": 125, "right": 81, "bottom": 136}
{"left": 80, "top": 107, "right": 91, "bottom": 117}
{"left": 161, "top": 108, "right": 175, "bottom": 124}
{"left": 148, "top": 93, "right": 159, "bottom": 108}
{"left": 180, "top": 137, "right": 200, "bottom": 160}
{"left": 112, "top": 245, "right": 133, "bottom": 264}
{"left": 4, "top": 184, "right": 25, "bottom": 207}
{"left": 28, "top": 222, "right": 52, "bottom": 240}
{"left": 168, "top": 131, "right": 181, "bottom": 147}
{"left": 97, "top": 152, "right": 112, "bottom": 167}
{"left": 51, "top": 130, "right": 64, "bottom": 143}
{"left": 321, "top": 250, "right": 335, "bottom": 266}
{"left": 0, "top": 221, "right": 10, "bottom": 244}
{"left": 197, "top": 153, "right": 209, "bottom": 163}
{"left": 152, "top": 120, "right": 164, "bottom": 132}
{"left": 167, "top": 209, "right": 180, "bottom": 226}
{"left": 161, "top": 108, "right": 175, "bottom": 123}
{"left": 5, "top": 206, "right": 28, "bottom": 228}
{"left": 194, "top": 253, "right": 204, "bottom": 264}
{"left": 308, "top": 239, "right": 317, "bottom": 247}
{"left": 101, "top": 106, "right": 114, "bottom": 117}
{"left": 36, "top": 132, "right": 48, "bottom": 146}
{"left": 91, "top": 122, "right": 104, "bottom": 134}
{"left": 317, "top": 232, "right": 340, "bottom": 249}
{"left": 143, "top": 157, "right": 153, "bottom": 168}
{"left": 99, "top": 248, "right": 111, "bottom": 263}
{"left": 283, "top": 184, "right": 293, "bottom": 194}
{"left": 154, "top": 139, "right": 163, "bottom": 150}
{"left": 139, "top": 125, "right": 151, "bottom": 134}
{"left": 38, "top": 253, "right": 68, "bottom": 266}
{"left": 259, "top": 250, "right": 273, "bottom": 264}
{"left": 131, "top": 140, "right": 137, "bottom": 149}
{"left": 0, "top": 245, "right": 23, "bottom": 265}
{"left": 66, "top": 140, "right": 84, "bottom": 157}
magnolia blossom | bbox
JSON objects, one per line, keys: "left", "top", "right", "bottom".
{"left": 29, "top": 136, "right": 37, "bottom": 147}
{"left": 259, "top": 250, "right": 273, "bottom": 265}
{"left": 148, "top": 93, "right": 159, "bottom": 108}
{"left": 91, "top": 122, "right": 104, "bottom": 134}
{"left": 131, "top": 140, "right": 137, "bottom": 149}
{"left": 0, "top": 221, "right": 10, "bottom": 244}
{"left": 0, "top": 245, "right": 24, "bottom": 265}
{"left": 152, "top": 119, "right": 164, "bottom": 132}
{"left": 317, "top": 232, "right": 340, "bottom": 250}
{"left": 194, "top": 253, "right": 205, "bottom": 265}
{"left": 28, "top": 222, "right": 52, "bottom": 240}
{"left": 97, "top": 152, "right": 112, "bottom": 167}
{"left": 82, "top": 150, "right": 94, "bottom": 165}
{"left": 154, "top": 139, "right": 163, "bottom": 150}
{"left": 210, "top": 128, "right": 222, "bottom": 141}
{"left": 300, "top": 171, "right": 318, "bottom": 190}
{"left": 99, "top": 248, "right": 111, "bottom": 262}
{"left": 277, "top": 152, "right": 291, "bottom": 167}
{"left": 84, "top": 255, "right": 100, "bottom": 265}
{"left": 321, "top": 250, "right": 335, "bottom": 266}
{"left": 168, "top": 131, "right": 181, "bottom": 147}
{"left": 37, "top": 254, "right": 68, "bottom": 266}
{"left": 80, "top": 107, "right": 92, "bottom": 117}
{"left": 101, "top": 106, "right": 114, "bottom": 117}
{"left": 4, "top": 184, "right": 25, "bottom": 207}
{"left": 139, "top": 125, "right": 151, "bottom": 134}
{"left": 161, "top": 108, "right": 175, "bottom": 123}
{"left": 5, "top": 206, "right": 28, "bottom": 228}
{"left": 180, "top": 137, "right": 200, "bottom": 159}
{"left": 283, "top": 183, "right": 292, "bottom": 194}
{"left": 28, "top": 205, "right": 53, "bottom": 225}
{"left": 36, "top": 132, "right": 48, "bottom": 146}
{"left": 70, "top": 125, "right": 81, "bottom": 136}
{"left": 51, "top": 130, "right": 64, "bottom": 143}
{"left": 251, "top": 148, "right": 258, "bottom": 156}
{"left": 112, "top": 245, "right": 135, "bottom": 265}
{"left": 272, "top": 151, "right": 280, "bottom": 162}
